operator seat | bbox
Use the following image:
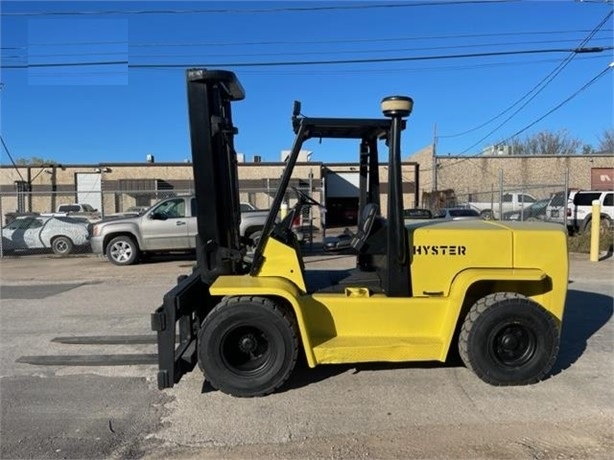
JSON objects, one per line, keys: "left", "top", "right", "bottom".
{"left": 351, "top": 203, "right": 378, "bottom": 251}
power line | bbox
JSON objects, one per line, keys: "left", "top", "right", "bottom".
{"left": 5, "top": 37, "right": 610, "bottom": 62}
{"left": 3, "top": 46, "right": 609, "bottom": 70}
{"left": 0, "top": 40, "right": 128, "bottom": 50}
{"left": 131, "top": 28, "right": 613, "bottom": 48}
{"left": 440, "top": 9, "right": 613, "bottom": 141}
{"left": 2, "top": 27, "right": 610, "bottom": 51}
{"left": 0, "top": 1, "right": 518, "bottom": 16}
{"left": 3, "top": 61, "right": 127, "bottom": 69}
{"left": 108, "top": 46, "right": 614, "bottom": 68}
{"left": 6, "top": 54, "right": 604, "bottom": 75}
{"left": 431, "top": 63, "right": 612, "bottom": 174}
{"left": 0, "top": 135, "right": 26, "bottom": 182}
{"left": 435, "top": 9, "right": 612, "bottom": 174}
{"left": 125, "top": 38, "right": 614, "bottom": 59}
{"left": 500, "top": 64, "right": 613, "bottom": 141}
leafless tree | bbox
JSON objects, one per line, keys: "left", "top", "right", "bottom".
{"left": 15, "top": 157, "right": 57, "bottom": 165}
{"left": 597, "top": 128, "right": 614, "bottom": 153}
{"left": 504, "top": 130, "right": 582, "bottom": 155}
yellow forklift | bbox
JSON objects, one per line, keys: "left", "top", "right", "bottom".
{"left": 152, "top": 69, "right": 568, "bottom": 397}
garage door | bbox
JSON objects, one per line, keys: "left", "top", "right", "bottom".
{"left": 76, "top": 173, "right": 102, "bottom": 211}
{"left": 326, "top": 172, "right": 359, "bottom": 198}
{"left": 325, "top": 172, "right": 360, "bottom": 227}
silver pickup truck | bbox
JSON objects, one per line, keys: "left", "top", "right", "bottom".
{"left": 90, "top": 196, "right": 270, "bottom": 265}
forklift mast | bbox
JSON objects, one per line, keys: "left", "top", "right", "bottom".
{"left": 185, "top": 69, "right": 246, "bottom": 283}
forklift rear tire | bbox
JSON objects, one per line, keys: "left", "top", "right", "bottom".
{"left": 458, "top": 292, "right": 559, "bottom": 386}
{"left": 198, "top": 296, "right": 299, "bottom": 397}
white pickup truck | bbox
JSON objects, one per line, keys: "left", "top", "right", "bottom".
{"left": 52, "top": 203, "right": 101, "bottom": 222}
{"left": 90, "top": 196, "right": 271, "bottom": 265}
{"left": 468, "top": 192, "right": 537, "bottom": 219}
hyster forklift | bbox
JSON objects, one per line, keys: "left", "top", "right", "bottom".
{"left": 152, "top": 69, "right": 568, "bottom": 397}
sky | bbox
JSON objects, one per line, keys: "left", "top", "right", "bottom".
{"left": 1, "top": 0, "right": 613, "bottom": 166}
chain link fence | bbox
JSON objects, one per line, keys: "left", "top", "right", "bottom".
{"left": 422, "top": 169, "right": 571, "bottom": 226}
{"left": 1, "top": 168, "right": 575, "bottom": 258}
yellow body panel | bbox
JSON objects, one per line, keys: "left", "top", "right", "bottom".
{"left": 511, "top": 222, "right": 569, "bottom": 319}
{"left": 409, "top": 220, "right": 513, "bottom": 297}
{"left": 210, "top": 221, "right": 568, "bottom": 368}
{"left": 255, "top": 237, "right": 307, "bottom": 292}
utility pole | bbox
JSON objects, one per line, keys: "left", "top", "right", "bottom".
{"left": 432, "top": 123, "right": 438, "bottom": 192}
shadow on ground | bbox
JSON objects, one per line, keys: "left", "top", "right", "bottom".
{"left": 550, "top": 288, "right": 613, "bottom": 377}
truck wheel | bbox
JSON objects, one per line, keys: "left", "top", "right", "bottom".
{"left": 106, "top": 235, "right": 139, "bottom": 266}
{"left": 599, "top": 216, "right": 611, "bottom": 233}
{"left": 51, "top": 236, "right": 73, "bottom": 256}
{"left": 198, "top": 296, "right": 298, "bottom": 397}
{"left": 246, "top": 230, "right": 262, "bottom": 253}
{"left": 458, "top": 292, "right": 559, "bottom": 386}
{"left": 480, "top": 210, "right": 494, "bottom": 220}
{"left": 582, "top": 217, "right": 611, "bottom": 233}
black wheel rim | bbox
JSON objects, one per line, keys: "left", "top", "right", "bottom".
{"left": 488, "top": 322, "right": 536, "bottom": 367}
{"left": 221, "top": 326, "right": 272, "bottom": 375}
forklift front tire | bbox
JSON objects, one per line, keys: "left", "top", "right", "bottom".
{"left": 458, "top": 292, "right": 559, "bottom": 386}
{"left": 198, "top": 296, "right": 299, "bottom": 397}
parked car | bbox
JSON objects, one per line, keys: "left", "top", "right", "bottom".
{"left": 322, "top": 229, "right": 353, "bottom": 252}
{"left": 433, "top": 208, "right": 482, "bottom": 220}
{"left": 1, "top": 215, "right": 90, "bottom": 255}
{"left": 240, "top": 202, "right": 258, "bottom": 212}
{"left": 91, "top": 196, "right": 272, "bottom": 265}
{"left": 403, "top": 208, "right": 434, "bottom": 227}
{"left": 403, "top": 208, "right": 433, "bottom": 220}
{"left": 104, "top": 205, "right": 150, "bottom": 220}
{"left": 342, "top": 207, "right": 358, "bottom": 223}
{"left": 542, "top": 190, "right": 577, "bottom": 231}
{"left": 54, "top": 203, "right": 101, "bottom": 222}
{"left": 502, "top": 198, "right": 550, "bottom": 221}
{"left": 466, "top": 192, "right": 537, "bottom": 219}
{"left": 125, "top": 206, "right": 148, "bottom": 215}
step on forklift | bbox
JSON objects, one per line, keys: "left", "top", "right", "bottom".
{"left": 152, "top": 69, "right": 568, "bottom": 397}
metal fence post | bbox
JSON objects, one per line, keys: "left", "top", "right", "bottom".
{"left": 564, "top": 168, "right": 569, "bottom": 230}
{"left": 0, "top": 191, "right": 3, "bottom": 258}
{"left": 498, "top": 169, "right": 503, "bottom": 221}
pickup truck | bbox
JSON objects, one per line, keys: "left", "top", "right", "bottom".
{"left": 53, "top": 203, "right": 102, "bottom": 222}
{"left": 90, "top": 196, "right": 270, "bottom": 265}
{"left": 467, "top": 192, "right": 538, "bottom": 219}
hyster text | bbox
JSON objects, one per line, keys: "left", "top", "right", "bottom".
{"left": 413, "top": 245, "right": 467, "bottom": 256}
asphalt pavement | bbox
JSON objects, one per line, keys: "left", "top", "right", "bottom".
{"left": 0, "top": 251, "right": 612, "bottom": 459}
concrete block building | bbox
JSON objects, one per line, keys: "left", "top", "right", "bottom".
{"left": 408, "top": 146, "right": 614, "bottom": 206}
{"left": 0, "top": 160, "right": 420, "bottom": 230}
{"left": 1, "top": 147, "right": 611, "bottom": 227}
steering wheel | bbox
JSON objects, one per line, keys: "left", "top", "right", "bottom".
{"left": 290, "top": 186, "right": 324, "bottom": 208}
